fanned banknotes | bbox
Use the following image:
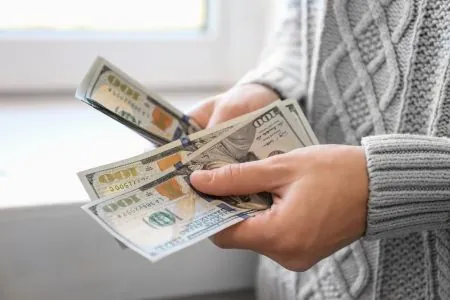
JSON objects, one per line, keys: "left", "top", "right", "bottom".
{"left": 76, "top": 56, "right": 200, "bottom": 145}
{"left": 82, "top": 164, "right": 261, "bottom": 262}
{"left": 77, "top": 101, "right": 313, "bottom": 200}
{"left": 76, "top": 56, "right": 319, "bottom": 262}
{"left": 82, "top": 102, "right": 311, "bottom": 261}
{"left": 283, "top": 99, "right": 319, "bottom": 145}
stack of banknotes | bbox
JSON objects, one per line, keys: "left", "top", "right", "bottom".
{"left": 76, "top": 56, "right": 319, "bottom": 262}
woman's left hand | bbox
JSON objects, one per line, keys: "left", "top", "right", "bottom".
{"left": 190, "top": 145, "right": 369, "bottom": 271}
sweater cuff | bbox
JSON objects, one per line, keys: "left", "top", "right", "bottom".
{"left": 361, "top": 134, "right": 450, "bottom": 240}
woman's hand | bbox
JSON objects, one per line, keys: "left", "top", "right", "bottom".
{"left": 190, "top": 145, "right": 369, "bottom": 271}
{"left": 189, "top": 83, "right": 280, "bottom": 128}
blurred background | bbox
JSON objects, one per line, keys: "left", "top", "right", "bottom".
{"left": 0, "top": 1, "right": 278, "bottom": 299}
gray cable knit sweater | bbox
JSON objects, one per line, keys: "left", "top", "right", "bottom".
{"left": 238, "top": 0, "right": 450, "bottom": 299}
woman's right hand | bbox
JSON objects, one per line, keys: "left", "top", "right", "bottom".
{"left": 189, "top": 83, "right": 280, "bottom": 129}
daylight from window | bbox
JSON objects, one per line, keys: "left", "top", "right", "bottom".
{"left": 0, "top": 0, "right": 206, "bottom": 32}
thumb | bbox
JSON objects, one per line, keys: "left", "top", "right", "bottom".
{"left": 190, "top": 159, "right": 282, "bottom": 196}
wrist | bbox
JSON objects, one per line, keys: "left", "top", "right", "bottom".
{"left": 355, "top": 146, "right": 369, "bottom": 236}
{"left": 243, "top": 81, "right": 286, "bottom": 100}
{"left": 233, "top": 81, "right": 282, "bottom": 101}
{"left": 227, "top": 82, "right": 280, "bottom": 110}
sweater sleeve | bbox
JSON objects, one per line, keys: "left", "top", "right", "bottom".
{"left": 361, "top": 134, "right": 450, "bottom": 240}
{"left": 236, "top": 0, "right": 310, "bottom": 101}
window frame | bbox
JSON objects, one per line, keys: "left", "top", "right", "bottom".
{"left": 0, "top": 0, "right": 269, "bottom": 92}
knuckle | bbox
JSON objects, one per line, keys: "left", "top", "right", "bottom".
{"left": 222, "top": 164, "right": 234, "bottom": 177}
{"left": 268, "top": 155, "right": 287, "bottom": 173}
{"left": 270, "top": 233, "right": 307, "bottom": 265}
{"left": 219, "top": 164, "right": 242, "bottom": 182}
{"left": 209, "top": 166, "right": 229, "bottom": 184}
{"left": 274, "top": 246, "right": 315, "bottom": 272}
{"left": 266, "top": 153, "right": 296, "bottom": 182}
{"left": 272, "top": 239, "right": 293, "bottom": 258}
{"left": 230, "top": 163, "right": 243, "bottom": 178}
{"left": 213, "top": 240, "right": 228, "bottom": 249}
{"left": 272, "top": 238, "right": 317, "bottom": 272}
{"left": 283, "top": 258, "right": 315, "bottom": 272}
{"left": 211, "top": 234, "right": 231, "bottom": 249}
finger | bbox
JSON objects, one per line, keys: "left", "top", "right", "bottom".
{"left": 207, "top": 107, "right": 242, "bottom": 127}
{"left": 207, "top": 111, "right": 232, "bottom": 127}
{"left": 211, "top": 210, "right": 273, "bottom": 251}
{"left": 188, "top": 97, "right": 216, "bottom": 128}
{"left": 206, "top": 98, "right": 250, "bottom": 127}
{"left": 190, "top": 159, "right": 285, "bottom": 196}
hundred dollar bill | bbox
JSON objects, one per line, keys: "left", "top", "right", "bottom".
{"left": 182, "top": 101, "right": 307, "bottom": 179}
{"left": 77, "top": 100, "right": 310, "bottom": 200}
{"left": 76, "top": 56, "right": 200, "bottom": 145}
{"left": 82, "top": 164, "right": 265, "bottom": 262}
{"left": 77, "top": 107, "right": 267, "bottom": 200}
{"left": 282, "top": 99, "right": 319, "bottom": 145}
{"left": 81, "top": 103, "right": 305, "bottom": 261}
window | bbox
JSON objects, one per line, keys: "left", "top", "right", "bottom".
{"left": 0, "top": 0, "right": 206, "bottom": 33}
{"left": 0, "top": 0, "right": 270, "bottom": 91}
